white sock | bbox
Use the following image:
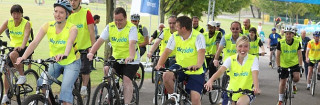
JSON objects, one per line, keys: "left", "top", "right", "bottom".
{"left": 279, "top": 94, "right": 284, "bottom": 101}
{"left": 307, "top": 84, "right": 311, "bottom": 87}
{"left": 81, "top": 86, "right": 87, "bottom": 90}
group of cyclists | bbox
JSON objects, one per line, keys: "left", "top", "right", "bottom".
{"left": 0, "top": 0, "right": 319, "bottom": 105}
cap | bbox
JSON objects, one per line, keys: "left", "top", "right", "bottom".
{"left": 207, "top": 21, "right": 217, "bottom": 27}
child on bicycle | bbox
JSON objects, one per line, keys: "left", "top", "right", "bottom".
{"left": 305, "top": 31, "right": 320, "bottom": 90}
{"left": 248, "top": 27, "right": 266, "bottom": 57}
{"left": 204, "top": 36, "right": 260, "bottom": 105}
{"left": 276, "top": 26, "right": 302, "bottom": 105}
{"left": 16, "top": 0, "right": 81, "bottom": 104}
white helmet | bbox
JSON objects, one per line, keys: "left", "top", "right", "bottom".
{"left": 291, "top": 26, "right": 298, "bottom": 33}
{"left": 284, "top": 26, "right": 295, "bottom": 33}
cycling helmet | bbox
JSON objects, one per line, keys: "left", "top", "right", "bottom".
{"left": 131, "top": 14, "right": 140, "bottom": 20}
{"left": 216, "top": 21, "right": 221, "bottom": 26}
{"left": 54, "top": 0, "right": 72, "bottom": 14}
{"left": 292, "top": 26, "right": 298, "bottom": 33}
{"left": 313, "top": 31, "right": 320, "bottom": 37}
{"left": 272, "top": 27, "right": 276, "bottom": 31}
{"left": 284, "top": 26, "right": 295, "bottom": 33}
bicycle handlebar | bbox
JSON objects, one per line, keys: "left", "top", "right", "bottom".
{"left": 94, "top": 56, "right": 128, "bottom": 64}
{"left": 212, "top": 85, "right": 254, "bottom": 95}
{"left": 22, "top": 56, "right": 67, "bottom": 65}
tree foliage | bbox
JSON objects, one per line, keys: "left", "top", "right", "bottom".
{"left": 254, "top": 0, "right": 286, "bottom": 16}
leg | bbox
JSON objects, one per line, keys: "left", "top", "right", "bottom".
{"left": 162, "top": 72, "right": 174, "bottom": 94}
{"left": 1, "top": 69, "right": 10, "bottom": 103}
{"left": 190, "top": 90, "right": 201, "bottom": 105}
{"left": 236, "top": 95, "right": 250, "bottom": 105}
{"left": 80, "top": 53, "right": 91, "bottom": 93}
{"left": 279, "top": 78, "right": 287, "bottom": 101}
{"left": 307, "top": 65, "right": 313, "bottom": 84}
{"left": 9, "top": 51, "right": 24, "bottom": 76}
{"left": 123, "top": 75, "right": 133, "bottom": 104}
{"left": 60, "top": 59, "right": 81, "bottom": 104}
{"left": 121, "top": 64, "right": 139, "bottom": 104}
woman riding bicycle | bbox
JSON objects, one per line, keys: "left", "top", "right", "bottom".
{"left": 204, "top": 36, "right": 260, "bottom": 105}
{"left": 247, "top": 27, "right": 266, "bottom": 57}
{"left": 16, "top": 0, "right": 80, "bottom": 105}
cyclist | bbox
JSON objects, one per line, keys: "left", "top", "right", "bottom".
{"left": 242, "top": 19, "right": 255, "bottom": 36}
{"left": 16, "top": 1, "right": 81, "bottom": 104}
{"left": 131, "top": 14, "right": 149, "bottom": 56}
{"left": 68, "top": 0, "right": 96, "bottom": 96}
{"left": 0, "top": 4, "right": 32, "bottom": 103}
{"left": 305, "top": 31, "right": 320, "bottom": 90}
{"left": 147, "top": 16, "right": 177, "bottom": 67}
{"left": 155, "top": 16, "right": 205, "bottom": 105}
{"left": 248, "top": 27, "right": 266, "bottom": 57}
{"left": 276, "top": 26, "right": 302, "bottom": 105}
{"left": 301, "top": 30, "right": 310, "bottom": 79}
{"left": 87, "top": 7, "right": 140, "bottom": 105}
{"left": 204, "top": 21, "right": 222, "bottom": 77}
{"left": 216, "top": 21, "right": 225, "bottom": 35}
{"left": 93, "top": 14, "right": 100, "bottom": 39}
{"left": 268, "top": 27, "right": 281, "bottom": 67}
{"left": 213, "top": 21, "right": 243, "bottom": 66}
{"left": 149, "top": 23, "right": 165, "bottom": 44}
{"left": 192, "top": 16, "right": 205, "bottom": 33}
{"left": 204, "top": 36, "right": 261, "bottom": 105}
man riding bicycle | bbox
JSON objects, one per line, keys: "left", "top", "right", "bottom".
{"left": 305, "top": 31, "right": 320, "bottom": 90}
{"left": 87, "top": 7, "right": 140, "bottom": 105}
{"left": 131, "top": 14, "right": 149, "bottom": 56}
{"left": 268, "top": 27, "right": 281, "bottom": 67}
{"left": 276, "top": 26, "right": 302, "bottom": 105}
{"left": 155, "top": 16, "right": 206, "bottom": 105}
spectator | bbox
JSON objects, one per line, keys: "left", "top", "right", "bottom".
{"left": 93, "top": 15, "right": 100, "bottom": 40}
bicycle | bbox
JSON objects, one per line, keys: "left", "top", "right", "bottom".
{"left": 134, "top": 63, "right": 144, "bottom": 90}
{"left": 160, "top": 67, "right": 193, "bottom": 105}
{"left": 279, "top": 67, "right": 295, "bottom": 105}
{"left": 153, "top": 68, "right": 166, "bottom": 105}
{"left": 0, "top": 40, "right": 38, "bottom": 105}
{"left": 21, "top": 57, "right": 83, "bottom": 105}
{"left": 91, "top": 57, "right": 139, "bottom": 105}
{"left": 309, "top": 60, "right": 319, "bottom": 96}
{"left": 151, "top": 52, "right": 160, "bottom": 84}
{"left": 270, "top": 46, "right": 277, "bottom": 69}
{"left": 211, "top": 85, "right": 254, "bottom": 105}
{"left": 204, "top": 54, "right": 221, "bottom": 104}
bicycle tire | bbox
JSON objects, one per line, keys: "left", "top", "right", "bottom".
{"left": 154, "top": 74, "right": 166, "bottom": 105}
{"left": 91, "top": 82, "right": 113, "bottom": 105}
{"left": 162, "top": 99, "right": 175, "bottom": 105}
{"left": 21, "top": 94, "right": 45, "bottom": 105}
{"left": 24, "top": 69, "right": 39, "bottom": 94}
{"left": 288, "top": 78, "right": 292, "bottom": 105}
{"left": 151, "top": 58, "right": 158, "bottom": 83}
{"left": 131, "top": 81, "right": 139, "bottom": 105}
{"left": 135, "top": 63, "right": 145, "bottom": 90}
{"left": 72, "top": 89, "right": 84, "bottom": 105}
{"left": 311, "top": 66, "right": 317, "bottom": 96}
{"left": 0, "top": 76, "right": 3, "bottom": 104}
{"left": 271, "top": 53, "right": 276, "bottom": 69}
{"left": 209, "top": 78, "right": 221, "bottom": 104}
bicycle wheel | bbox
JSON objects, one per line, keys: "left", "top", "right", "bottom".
{"left": 271, "top": 53, "right": 276, "bottom": 69}
{"left": 209, "top": 78, "right": 221, "bottom": 104}
{"left": 135, "top": 63, "right": 144, "bottom": 90}
{"left": 21, "top": 94, "right": 45, "bottom": 105}
{"left": 311, "top": 67, "right": 317, "bottom": 96}
{"left": 288, "top": 79, "right": 292, "bottom": 105}
{"left": 0, "top": 76, "right": 3, "bottom": 104}
{"left": 154, "top": 74, "right": 166, "bottom": 105}
{"left": 91, "top": 82, "right": 113, "bottom": 105}
{"left": 23, "top": 69, "right": 39, "bottom": 94}
{"left": 151, "top": 58, "right": 158, "bottom": 83}
{"left": 131, "top": 81, "right": 139, "bottom": 105}
{"left": 72, "top": 89, "right": 84, "bottom": 105}
{"left": 162, "top": 99, "right": 175, "bottom": 105}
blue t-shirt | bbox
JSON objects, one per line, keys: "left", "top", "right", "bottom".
{"left": 269, "top": 33, "right": 281, "bottom": 46}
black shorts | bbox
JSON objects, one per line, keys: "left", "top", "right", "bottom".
{"left": 104, "top": 57, "right": 139, "bottom": 80}
{"left": 279, "top": 65, "right": 300, "bottom": 79}
{"left": 79, "top": 49, "right": 93, "bottom": 74}
{"left": 8, "top": 47, "right": 32, "bottom": 67}
{"left": 308, "top": 62, "right": 320, "bottom": 67}
{"left": 270, "top": 45, "right": 277, "bottom": 51}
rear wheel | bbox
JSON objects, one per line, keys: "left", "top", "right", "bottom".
{"left": 21, "top": 94, "right": 45, "bottom": 105}
{"left": 91, "top": 82, "right": 113, "bottom": 105}
{"left": 271, "top": 53, "right": 276, "bottom": 69}
{"left": 131, "top": 81, "right": 139, "bottom": 105}
{"left": 72, "top": 89, "right": 84, "bottom": 105}
{"left": 311, "top": 67, "right": 317, "bottom": 96}
{"left": 154, "top": 74, "right": 166, "bottom": 105}
{"left": 135, "top": 63, "right": 144, "bottom": 90}
{"left": 0, "top": 75, "right": 3, "bottom": 104}
{"left": 74, "top": 75, "right": 91, "bottom": 105}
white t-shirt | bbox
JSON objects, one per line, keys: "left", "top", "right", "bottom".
{"left": 222, "top": 54, "right": 259, "bottom": 71}
{"left": 166, "top": 31, "right": 206, "bottom": 51}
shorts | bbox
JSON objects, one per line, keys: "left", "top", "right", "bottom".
{"left": 169, "top": 64, "right": 205, "bottom": 94}
{"left": 222, "top": 93, "right": 255, "bottom": 104}
{"left": 308, "top": 62, "right": 320, "bottom": 67}
{"left": 79, "top": 49, "right": 92, "bottom": 74}
{"left": 270, "top": 45, "right": 277, "bottom": 51}
{"left": 279, "top": 65, "right": 300, "bottom": 79}
{"left": 105, "top": 57, "right": 139, "bottom": 80}
{"left": 139, "top": 46, "right": 146, "bottom": 57}
{"left": 7, "top": 47, "right": 32, "bottom": 67}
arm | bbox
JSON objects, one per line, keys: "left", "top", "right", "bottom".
{"left": 0, "top": 20, "right": 8, "bottom": 35}
{"left": 20, "top": 22, "right": 31, "bottom": 50}
{"left": 252, "top": 70, "right": 260, "bottom": 94}
{"left": 306, "top": 48, "right": 310, "bottom": 63}
{"left": 298, "top": 49, "right": 303, "bottom": 66}
{"left": 155, "top": 35, "right": 174, "bottom": 69}
{"left": 204, "top": 66, "right": 227, "bottom": 90}
{"left": 267, "top": 37, "right": 271, "bottom": 48}
{"left": 213, "top": 45, "right": 223, "bottom": 66}
{"left": 276, "top": 49, "right": 281, "bottom": 67}
{"left": 191, "top": 49, "right": 205, "bottom": 69}
{"left": 63, "top": 26, "right": 78, "bottom": 56}
{"left": 147, "top": 38, "right": 161, "bottom": 58}
{"left": 88, "top": 23, "right": 96, "bottom": 45}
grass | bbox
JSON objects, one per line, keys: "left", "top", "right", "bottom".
{"left": 0, "top": 0, "right": 276, "bottom": 92}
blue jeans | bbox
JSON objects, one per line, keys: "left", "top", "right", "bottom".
{"left": 37, "top": 59, "right": 81, "bottom": 104}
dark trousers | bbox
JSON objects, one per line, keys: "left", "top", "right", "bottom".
{"left": 302, "top": 51, "right": 308, "bottom": 79}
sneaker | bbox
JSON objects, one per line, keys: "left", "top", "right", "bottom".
{"left": 80, "top": 86, "right": 88, "bottom": 96}
{"left": 293, "top": 86, "right": 297, "bottom": 94}
{"left": 307, "top": 86, "right": 310, "bottom": 90}
{"left": 277, "top": 101, "right": 283, "bottom": 105}
{"left": 16, "top": 76, "right": 27, "bottom": 84}
{"left": 1, "top": 95, "right": 9, "bottom": 104}
{"left": 269, "top": 62, "right": 272, "bottom": 67}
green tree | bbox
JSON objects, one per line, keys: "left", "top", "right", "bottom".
{"left": 287, "top": 3, "right": 308, "bottom": 24}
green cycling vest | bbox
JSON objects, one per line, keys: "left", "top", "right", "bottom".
{"left": 279, "top": 39, "right": 300, "bottom": 68}
{"left": 204, "top": 31, "right": 221, "bottom": 55}
{"left": 249, "top": 37, "right": 261, "bottom": 57}
{"left": 223, "top": 34, "right": 243, "bottom": 61}
{"left": 159, "top": 28, "right": 176, "bottom": 57}
{"left": 7, "top": 18, "right": 30, "bottom": 47}
{"left": 137, "top": 25, "right": 145, "bottom": 44}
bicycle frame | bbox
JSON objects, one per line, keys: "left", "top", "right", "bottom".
{"left": 310, "top": 60, "right": 318, "bottom": 96}
{"left": 283, "top": 67, "right": 293, "bottom": 105}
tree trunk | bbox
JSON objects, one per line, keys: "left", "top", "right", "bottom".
{"left": 160, "top": 0, "right": 165, "bottom": 23}
{"left": 104, "top": 0, "right": 114, "bottom": 60}
{"left": 257, "top": 8, "right": 261, "bottom": 19}
{"left": 250, "top": 5, "right": 256, "bottom": 18}
{"left": 296, "top": 14, "right": 298, "bottom": 24}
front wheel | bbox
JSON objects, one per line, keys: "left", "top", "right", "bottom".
{"left": 135, "top": 63, "right": 145, "bottom": 90}
{"left": 131, "top": 81, "right": 139, "bottom": 105}
{"left": 91, "top": 82, "right": 113, "bottom": 105}
{"left": 72, "top": 89, "right": 84, "bottom": 105}
{"left": 311, "top": 68, "right": 317, "bottom": 96}
{"left": 209, "top": 79, "right": 221, "bottom": 104}
{"left": 22, "top": 94, "right": 45, "bottom": 105}
{"left": 154, "top": 74, "right": 166, "bottom": 105}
